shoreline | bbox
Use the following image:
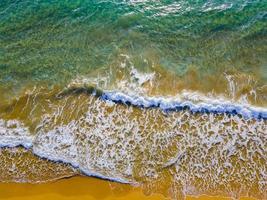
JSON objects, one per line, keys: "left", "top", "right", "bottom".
{"left": 0, "top": 176, "right": 257, "bottom": 200}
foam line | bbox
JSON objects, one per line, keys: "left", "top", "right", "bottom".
{"left": 33, "top": 149, "right": 132, "bottom": 184}
{"left": 57, "top": 86, "right": 267, "bottom": 119}
{"left": 101, "top": 91, "right": 267, "bottom": 120}
{"left": 0, "top": 119, "right": 132, "bottom": 184}
{"left": 0, "top": 119, "right": 34, "bottom": 149}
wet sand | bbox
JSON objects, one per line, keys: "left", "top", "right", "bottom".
{"left": 0, "top": 176, "right": 256, "bottom": 200}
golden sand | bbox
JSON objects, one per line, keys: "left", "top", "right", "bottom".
{"left": 0, "top": 176, "right": 256, "bottom": 200}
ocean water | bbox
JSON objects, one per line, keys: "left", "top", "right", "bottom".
{"left": 0, "top": 0, "right": 266, "bottom": 199}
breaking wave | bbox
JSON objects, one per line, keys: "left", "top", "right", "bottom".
{"left": 58, "top": 86, "right": 267, "bottom": 120}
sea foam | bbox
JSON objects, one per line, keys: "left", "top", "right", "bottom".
{"left": 101, "top": 90, "right": 267, "bottom": 120}
{"left": 0, "top": 89, "right": 266, "bottom": 197}
{"left": 0, "top": 119, "right": 33, "bottom": 148}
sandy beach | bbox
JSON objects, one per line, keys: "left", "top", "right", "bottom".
{"left": 0, "top": 176, "right": 256, "bottom": 200}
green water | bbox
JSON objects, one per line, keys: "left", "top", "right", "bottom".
{"left": 1, "top": 1, "right": 266, "bottom": 97}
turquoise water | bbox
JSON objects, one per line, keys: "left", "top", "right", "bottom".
{"left": 1, "top": 1, "right": 266, "bottom": 93}
{"left": 0, "top": 1, "right": 267, "bottom": 199}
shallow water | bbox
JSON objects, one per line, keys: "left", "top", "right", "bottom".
{"left": 0, "top": 1, "right": 266, "bottom": 199}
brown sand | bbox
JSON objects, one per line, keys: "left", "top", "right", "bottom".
{"left": 0, "top": 176, "right": 256, "bottom": 200}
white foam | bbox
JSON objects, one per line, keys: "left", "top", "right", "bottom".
{"left": 0, "top": 119, "right": 33, "bottom": 148}
{"left": 32, "top": 119, "right": 134, "bottom": 184}
{"left": 0, "top": 91, "right": 266, "bottom": 197}
{"left": 101, "top": 90, "right": 267, "bottom": 119}
{"left": 66, "top": 63, "right": 267, "bottom": 120}
{"left": 130, "top": 67, "right": 155, "bottom": 87}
